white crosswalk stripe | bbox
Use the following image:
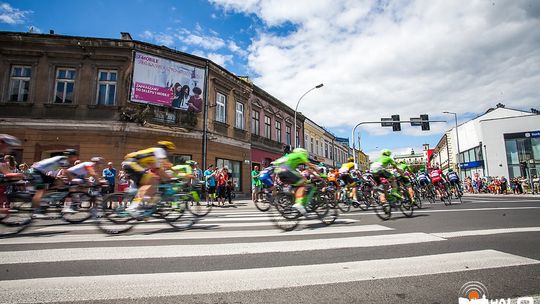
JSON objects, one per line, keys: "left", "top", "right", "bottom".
{"left": 1, "top": 201, "right": 539, "bottom": 303}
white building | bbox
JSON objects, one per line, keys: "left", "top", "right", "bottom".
{"left": 432, "top": 106, "right": 540, "bottom": 179}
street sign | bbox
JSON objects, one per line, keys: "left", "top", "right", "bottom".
{"left": 381, "top": 118, "right": 393, "bottom": 127}
{"left": 392, "top": 115, "right": 401, "bottom": 131}
{"left": 410, "top": 117, "right": 422, "bottom": 126}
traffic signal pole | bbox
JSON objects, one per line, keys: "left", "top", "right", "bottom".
{"left": 351, "top": 119, "right": 446, "bottom": 168}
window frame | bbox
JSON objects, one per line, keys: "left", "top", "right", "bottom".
{"left": 286, "top": 125, "right": 292, "bottom": 145}
{"left": 215, "top": 92, "right": 227, "bottom": 123}
{"left": 275, "top": 121, "right": 282, "bottom": 143}
{"left": 235, "top": 101, "right": 245, "bottom": 129}
{"left": 264, "top": 115, "right": 271, "bottom": 139}
{"left": 8, "top": 65, "right": 32, "bottom": 102}
{"left": 252, "top": 110, "right": 260, "bottom": 135}
{"left": 96, "top": 69, "right": 118, "bottom": 106}
{"left": 54, "top": 67, "right": 77, "bottom": 104}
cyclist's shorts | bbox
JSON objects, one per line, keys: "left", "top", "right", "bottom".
{"left": 276, "top": 166, "right": 304, "bottom": 186}
{"left": 340, "top": 174, "right": 355, "bottom": 186}
{"left": 32, "top": 171, "right": 56, "bottom": 190}
{"left": 122, "top": 161, "right": 151, "bottom": 188}
{"left": 418, "top": 178, "right": 430, "bottom": 187}
{"left": 432, "top": 177, "right": 443, "bottom": 187}
{"left": 372, "top": 170, "right": 393, "bottom": 184}
{"left": 449, "top": 179, "right": 460, "bottom": 186}
{"left": 398, "top": 175, "right": 411, "bottom": 186}
{"left": 259, "top": 174, "right": 274, "bottom": 187}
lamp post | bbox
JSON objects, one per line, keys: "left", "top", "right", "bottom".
{"left": 443, "top": 111, "right": 461, "bottom": 177}
{"left": 294, "top": 83, "right": 323, "bottom": 148}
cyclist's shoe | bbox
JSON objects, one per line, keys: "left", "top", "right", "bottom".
{"left": 292, "top": 203, "right": 307, "bottom": 215}
{"left": 61, "top": 206, "right": 77, "bottom": 213}
{"left": 126, "top": 203, "right": 143, "bottom": 218}
{"left": 32, "top": 208, "right": 48, "bottom": 219}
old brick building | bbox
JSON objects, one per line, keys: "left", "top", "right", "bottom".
{"left": 0, "top": 31, "right": 252, "bottom": 192}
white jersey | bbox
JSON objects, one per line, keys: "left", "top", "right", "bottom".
{"left": 67, "top": 161, "right": 95, "bottom": 178}
{"left": 32, "top": 156, "right": 69, "bottom": 174}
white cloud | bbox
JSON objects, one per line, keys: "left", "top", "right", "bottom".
{"left": 228, "top": 40, "right": 248, "bottom": 57}
{"left": 0, "top": 2, "right": 32, "bottom": 25}
{"left": 28, "top": 25, "right": 41, "bottom": 33}
{"left": 139, "top": 30, "right": 174, "bottom": 47}
{"left": 207, "top": 52, "right": 233, "bottom": 66}
{"left": 180, "top": 33, "right": 225, "bottom": 50}
{"left": 211, "top": 0, "right": 540, "bottom": 135}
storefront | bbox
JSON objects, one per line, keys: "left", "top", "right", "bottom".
{"left": 504, "top": 130, "right": 540, "bottom": 178}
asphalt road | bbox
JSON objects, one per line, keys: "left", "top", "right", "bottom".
{"left": 0, "top": 195, "right": 539, "bottom": 304}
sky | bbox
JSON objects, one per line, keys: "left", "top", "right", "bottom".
{"left": 1, "top": 0, "right": 539, "bottom": 160}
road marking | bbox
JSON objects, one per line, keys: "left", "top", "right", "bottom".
{"left": 1, "top": 250, "right": 537, "bottom": 303}
{"left": 31, "top": 218, "right": 358, "bottom": 232}
{"left": 3, "top": 225, "right": 393, "bottom": 245}
{"left": 0, "top": 232, "right": 444, "bottom": 264}
{"left": 431, "top": 227, "right": 540, "bottom": 238}
{"left": 341, "top": 206, "right": 540, "bottom": 216}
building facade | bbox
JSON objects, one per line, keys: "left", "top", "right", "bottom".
{"left": 0, "top": 31, "right": 252, "bottom": 192}
{"left": 431, "top": 106, "right": 540, "bottom": 179}
{"left": 304, "top": 118, "right": 333, "bottom": 166}
{"left": 248, "top": 83, "right": 304, "bottom": 168}
{"left": 356, "top": 149, "right": 370, "bottom": 172}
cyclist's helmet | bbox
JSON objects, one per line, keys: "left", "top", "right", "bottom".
{"left": 347, "top": 156, "right": 355, "bottom": 163}
{"left": 381, "top": 149, "right": 392, "bottom": 156}
{"left": 91, "top": 157, "right": 105, "bottom": 164}
{"left": 283, "top": 144, "right": 292, "bottom": 154}
{"left": 158, "top": 141, "right": 176, "bottom": 151}
{"left": 64, "top": 149, "right": 79, "bottom": 156}
{"left": 292, "top": 148, "right": 308, "bottom": 157}
{"left": 0, "top": 134, "right": 21, "bottom": 147}
{"left": 186, "top": 160, "right": 197, "bottom": 166}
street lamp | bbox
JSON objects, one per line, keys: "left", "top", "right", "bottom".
{"left": 294, "top": 83, "right": 323, "bottom": 148}
{"left": 443, "top": 111, "right": 461, "bottom": 176}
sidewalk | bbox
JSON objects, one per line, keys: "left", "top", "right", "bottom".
{"left": 463, "top": 193, "right": 540, "bottom": 198}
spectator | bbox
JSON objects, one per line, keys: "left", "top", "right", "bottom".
{"left": 499, "top": 176, "right": 508, "bottom": 194}
{"left": 4, "top": 155, "right": 19, "bottom": 173}
{"left": 251, "top": 166, "right": 261, "bottom": 202}
{"left": 216, "top": 168, "right": 228, "bottom": 206}
{"left": 117, "top": 170, "right": 130, "bottom": 192}
{"left": 224, "top": 167, "right": 234, "bottom": 204}
{"left": 533, "top": 175, "right": 539, "bottom": 194}
{"left": 102, "top": 162, "right": 117, "bottom": 194}
{"left": 204, "top": 164, "right": 216, "bottom": 207}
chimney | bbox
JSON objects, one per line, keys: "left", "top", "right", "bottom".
{"left": 49, "top": 29, "right": 55, "bottom": 35}
{"left": 120, "top": 32, "right": 133, "bottom": 40}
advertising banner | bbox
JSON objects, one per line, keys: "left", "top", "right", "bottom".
{"left": 130, "top": 51, "right": 205, "bottom": 112}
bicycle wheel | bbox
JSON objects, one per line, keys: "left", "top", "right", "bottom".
{"left": 0, "top": 193, "right": 33, "bottom": 236}
{"left": 269, "top": 196, "right": 300, "bottom": 231}
{"left": 399, "top": 193, "right": 414, "bottom": 217}
{"left": 443, "top": 191, "right": 452, "bottom": 206}
{"left": 161, "top": 199, "right": 195, "bottom": 230}
{"left": 62, "top": 191, "right": 94, "bottom": 223}
{"left": 336, "top": 190, "right": 351, "bottom": 213}
{"left": 95, "top": 193, "right": 135, "bottom": 234}
{"left": 314, "top": 197, "right": 338, "bottom": 225}
{"left": 373, "top": 194, "right": 391, "bottom": 220}
{"left": 254, "top": 192, "right": 272, "bottom": 212}
{"left": 186, "top": 193, "right": 212, "bottom": 217}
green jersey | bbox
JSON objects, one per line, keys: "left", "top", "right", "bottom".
{"left": 398, "top": 163, "right": 411, "bottom": 172}
{"left": 171, "top": 164, "right": 192, "bottom": 178}
{"left": 274, "top": 151, "right": 308, "bottom": 170}
{"left": 370, "top": 155, "right": 397, "bottom": 173}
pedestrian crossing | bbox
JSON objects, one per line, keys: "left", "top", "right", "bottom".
{"left": 1, "top": 199, "right": 539, "bottom": 303}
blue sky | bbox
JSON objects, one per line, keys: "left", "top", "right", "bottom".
{"left": 2, "top": 0, "right": 539, "bottom": 159}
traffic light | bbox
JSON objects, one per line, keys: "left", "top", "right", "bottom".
{"left": 420, "top": 114, "right": 430, "bottom": 131}
{"left": 392, "top": 115, "right": 401, "bottom": 131}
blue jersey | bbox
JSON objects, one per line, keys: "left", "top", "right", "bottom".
{"left": 417, "top": 172, "right": 429, "bottom": 181}
{"left": 447, "top": 172, "right": 459, "bottom": 181}
{"left": 259, "top": 166, "right": 274, "bottom": 179}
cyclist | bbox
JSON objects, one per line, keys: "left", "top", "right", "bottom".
{"left": 122, "top": 141, "right": 175, "bottom": 213}
{"left": 258, "top": 162, "right": 276, "bottom": 195}
{"left": 416, "top": 168, "right": 432, "bottom": 189}
{"left": 31, "top": 149, "right": 79, "bottom": 217}
{"left": 446, "top": 168, "right": 462, "bottom": 195}
{"left": 339, "top": 157, "right": 358, "bottom": 201}
{"left": 273, "top": 148, "right": 319, "bottom": 215}
{"left": 396, "top": 161, "right": 416, "bottom": 204}
{"left": 62, "top": 156, "right": 106, "bottom": 213}
{"left": 429, "top": 166, "right": 447, "bottom": 200}
{"left": 369, "top": 149, "right": 404, "bottom": 204}
{"left": 171, "top": 158, "right": 195, "bottom": 181}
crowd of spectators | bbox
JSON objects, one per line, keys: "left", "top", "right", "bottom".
{"left": 464, "top": 175, "right": 539, "bottom": 194}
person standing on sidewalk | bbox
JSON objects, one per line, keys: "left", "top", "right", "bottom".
{"left": 102, "top": 162, "right": 117, "bottom": 194}
{"left": 204, "top": 164, "right": 217, "bottom": 207}
{"left": 251, "top": 166, "right": 261, "bottom": 202}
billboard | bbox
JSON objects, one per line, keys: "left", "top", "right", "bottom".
{"left": 130, "top": 51, "right": 205, "bottom": 112}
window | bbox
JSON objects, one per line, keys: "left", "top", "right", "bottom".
{"left": 316, "top": 140, "right": 319, "bottom": 155}
{"left": 96, "top": 70, "right": 117, "bottom": 105}
{"left": 216, "top": 92, "right": 226, "bottom": 123}
{"left": 216, "top": 158, "right": 242, "bottom": 191}
{"left": 275, "top": 121, "right": 282, "bottom": 143}
{"left": 311, "top": 138, "right": 314, "bottom": 152}
{"left": 296, "top": 129, "right": 300, "bottom": 147}
{"left": 9, "top": 66, "right": 31, "bottom": 102}
{"left": 235, "top": 102, "right": 244, "bottom": 129}
{"left": 325, "top": 143, "right": 329, "bottom": 158}
{"left": 170, "top": 154, "right": 192, "bottom": 164}
{"left": 264, "top": 116, "right": 271, "bottom": 139}
{"left": 286, "top": 125, "right": 291, "bottom": 145}
{"left": 55, "top": 68, "right": 76, "bottom": 103}
{"left": 305, "top": 135, "right": 309, "bottom": 152}
{"left": 252, "top": 111, "right": 260, "bottom": 135}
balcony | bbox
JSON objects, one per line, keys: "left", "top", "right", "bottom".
{"left": 251, "top": 134, "right": 283, "bottom": 151}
